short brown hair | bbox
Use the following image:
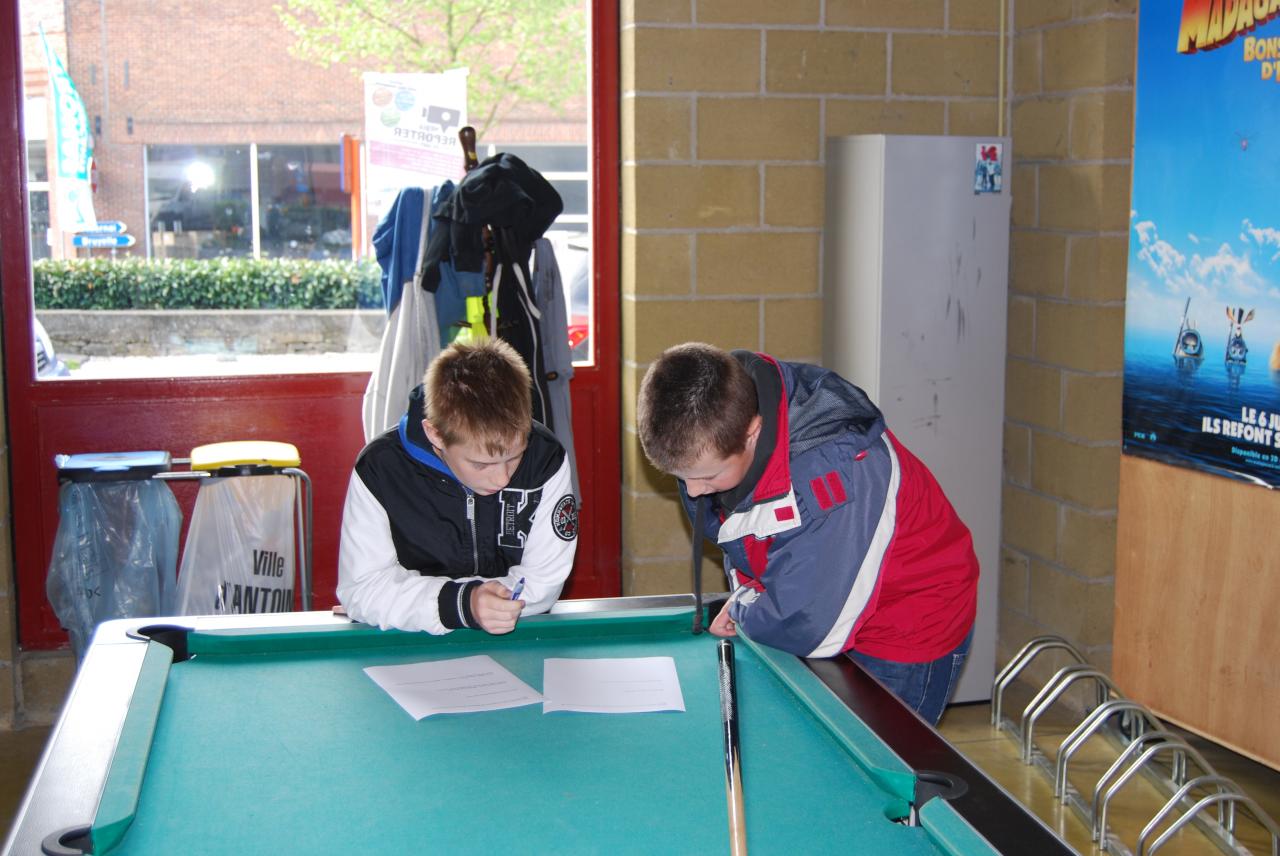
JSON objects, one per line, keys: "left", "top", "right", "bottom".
{"left": 424, "top": 339, "right": 533, "bottom": 455}
{"left": 637, "top": 342, "right": 758, "bottom": 472}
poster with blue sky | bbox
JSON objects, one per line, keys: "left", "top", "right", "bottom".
{"left": 1124, "top": 1, "right": 1280, "bottom": 487}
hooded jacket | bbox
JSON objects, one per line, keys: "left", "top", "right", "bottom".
{"left": 680, "top": 352, "right": 977, "bottom": 661}
{"left": 338, "top": 386, "right": 578, "bottom": 634}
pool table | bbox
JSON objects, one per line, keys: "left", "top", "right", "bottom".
{"left": 4, "top": 596, "right": 1071, "bottom": 855}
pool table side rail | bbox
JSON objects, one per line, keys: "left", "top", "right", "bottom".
{"left": 742, "top": 636, "right": 1002, "bottom": 856}
{"left": 91, "top": 643, "right": 174, "bottom": 856}
{"left": 181, "top": 606, "right": 698, "bottom": 657}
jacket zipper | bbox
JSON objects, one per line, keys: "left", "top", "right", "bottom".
{"left": 466, "top": 490, "right": 478, "bottom": 575}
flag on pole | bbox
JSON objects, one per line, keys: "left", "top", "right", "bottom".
{"left": 38, "top": 23, "right": 96, "bottom": 232}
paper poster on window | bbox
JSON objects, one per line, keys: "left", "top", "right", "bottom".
{"left": 362, "top": 70, "right": 468, "bottom": 225}
{"left": 1123, "top": 4, "right": 1280, "bottom": 487}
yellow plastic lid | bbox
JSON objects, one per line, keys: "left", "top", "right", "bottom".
{"left": 189, "top": 440, "right": 300, "bottom": 471}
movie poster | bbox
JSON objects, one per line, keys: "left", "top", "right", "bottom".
{"left": 1123, "top": 2, "right": 1280, "bottom": 487}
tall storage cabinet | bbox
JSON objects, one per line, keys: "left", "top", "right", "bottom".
{"left": 822, "top": 135, "right": 1012, "bottom": 702}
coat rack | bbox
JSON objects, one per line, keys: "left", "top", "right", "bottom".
{"left": 458, "top": 126, "right": 495, "bottom": 298}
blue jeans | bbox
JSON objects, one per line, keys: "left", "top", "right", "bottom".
{"left": 845, "top": 629, "right": 973, "bottom": 726}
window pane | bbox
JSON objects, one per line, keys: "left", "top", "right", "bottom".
{"left": 495, "top": 144, "right": 587, "bottom": 175}
{"left": 22, "top": 0, "right": 590, "bottom": 379}
{"left": 28, "top": 191, "right": 50, "bottom": 261}
{"left": 258, "top": 145, "right": 352, "bottom": 260}
{"left": 148, "top": 146, "right": 253, "bottom": 260}
{"left": 552, "top": 180, "right": 588, "bottom": 224}
{"left": 26, "top": 145, "right": 48, "bottom": 183}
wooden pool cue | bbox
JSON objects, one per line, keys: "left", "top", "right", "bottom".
{"left": 718, "top": 638, "right": 747, "bottom": 855}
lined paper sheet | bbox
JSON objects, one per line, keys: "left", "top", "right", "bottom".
{"left": 542, "top": 657, "right": 685, "bottom": 713}
{"left": 364, "top": 655, "right": 542, "bottom": 719}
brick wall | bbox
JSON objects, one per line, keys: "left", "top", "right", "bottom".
{"left": 620, "top": 0, "right": 1008, "bottom": 595}
{"left": 1000, "top": 0, "right": 1134, "bottom": 684}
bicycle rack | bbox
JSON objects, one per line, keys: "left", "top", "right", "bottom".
{"left": 1137, "top": 775, "right": 1241, "bottom": 855}
{"left": 1144, "top": 792, "right": 1280, "bottom": 856}
{"left": 1056, "top": 699, "right": 1163, "bottom": 798}
{"left": 991, "top": 636, "right": 1279, "bottom": 856}
{"left": 992, "top": 635, "right": 1087, "bottom": 728}
{"left": 1093, "top": 735, "right": 1214, "bottom": 844}
{"left": 1020, "top": 666, "right": 1121, "bottom": 763}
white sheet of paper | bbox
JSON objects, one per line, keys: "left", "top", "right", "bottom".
{"left": 364, "top": 654, "right": 542, "bottom": 719}
{"left": 542, "top": 657, "right": 685, "bottom": 713}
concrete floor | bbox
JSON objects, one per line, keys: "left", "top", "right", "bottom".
{"left": 2, "top": 701, "right": 1276, "bottom": 851}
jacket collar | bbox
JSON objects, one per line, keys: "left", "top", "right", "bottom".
{"left": 398, "top": 385, "right": 457, "bottom": 482}
{"left": 713, "top": 353, "right": 802, "bottom": 544}
{"left": 715, "top": 351, "right": 792, "bottom": 512}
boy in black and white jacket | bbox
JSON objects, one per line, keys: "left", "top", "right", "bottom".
{"left": 338, "top": 339, "right": 578, "bottom": 634}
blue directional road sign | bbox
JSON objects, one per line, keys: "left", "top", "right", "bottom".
{"left": 72, "top": 232, "right": 136, "bottom": 248}
{"left": 87, "top": 220, "right": 127, "bottom": 235}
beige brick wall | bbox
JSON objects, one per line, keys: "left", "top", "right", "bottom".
{"left": 1002, "top": 0, "right": 1134, "bottom": 688}
{"left": 621, "top": 1, "right": 1007, "bottom": 596}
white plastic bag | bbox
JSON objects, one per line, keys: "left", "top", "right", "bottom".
{"left": 170, "top": 475, "right": 296, "bottom": 615}
{"left": 47, "top": 479, "right": 181, "bottom": 659}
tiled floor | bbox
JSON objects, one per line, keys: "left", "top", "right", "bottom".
{"left": 3, "top": 700, "right": 1276, "bottom": 852}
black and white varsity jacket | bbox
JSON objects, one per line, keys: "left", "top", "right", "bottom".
{"left": 337, "top": 386, "right": 578, "bottom": 634}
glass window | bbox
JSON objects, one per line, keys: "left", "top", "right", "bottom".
{"left": 27, "top": 142, "right": 48, "bottom": 183}
{"left": 28, "top": 191, "right": 51, "bottom": 262}
{"left": 25, "top": 96, "right": 50, "bottom": 261}
{"left": 258, "top": 145, "right": 352, "bottom": 260}
{"left": 496, "top": 144, "right": 586, "bottom": 174}
{"left": 23, "top": 2, "right": 590, "bottom": 379}
{"left": 147, "top": 146, "right": 253, "bottom": 260}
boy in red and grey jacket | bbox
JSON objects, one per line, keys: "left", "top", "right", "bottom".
{"left": 637, "top": 343, "right": 977, "bottom": 725}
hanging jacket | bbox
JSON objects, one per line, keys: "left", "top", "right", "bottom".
{"left": 371, "top": 186, "right": 426, "bottom": 312}
{"left": 680, "top": 352, "right": 978, "bottom": 662}
{"left": 339, "top": 386, "right": 578, "bottom": 635}
{"left": 420, "top": 152, "right": 563, "bottom": 292}
{"left": 533, "top": 238, "right": 579, "bottom": 499}
{"left": 416, "top": 182, "right": 487, "bottom": 344}
{"left": 491, "top": 232, "right": 552, "bottom": 429}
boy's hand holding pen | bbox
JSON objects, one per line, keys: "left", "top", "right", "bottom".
{"left": 471, "top": 579, "right": 524, "bottom": 635}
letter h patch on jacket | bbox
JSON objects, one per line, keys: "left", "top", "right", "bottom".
{"left": 809, "top": 471, "right": 848, "bottom": 511}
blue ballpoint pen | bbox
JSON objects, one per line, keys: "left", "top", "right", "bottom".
{"left": 510, "top": 577, "right": 526, "bottom": 601}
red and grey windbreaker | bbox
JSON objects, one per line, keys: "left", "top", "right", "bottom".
{"left": 680, "top": 353, "right": 977, "bottom": 662}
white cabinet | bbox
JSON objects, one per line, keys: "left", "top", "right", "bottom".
{"left": 822, "top": 134, "right": 1011, "bottom": 702}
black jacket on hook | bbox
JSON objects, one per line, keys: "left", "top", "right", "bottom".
{"left": 418, "top": 152, "right": 564, "bottom": 431}
{"left": 420, "top": 152, "right": 563, "bottom": 291}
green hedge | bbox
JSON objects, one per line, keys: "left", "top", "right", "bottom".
{"left": 34, "top": 257, "right": 384, "bottom": 310}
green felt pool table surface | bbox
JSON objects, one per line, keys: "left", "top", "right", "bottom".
{"left": 5, "top": 598, "right": 1073, "bottom": 855}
